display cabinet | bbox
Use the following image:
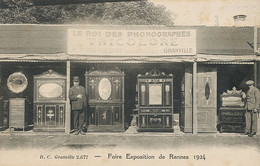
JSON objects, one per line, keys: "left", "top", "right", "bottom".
{"left": 85, "top": 70, "right": 125, "bottom": 132}
{"left": 33, "top": 70, "right": 66, "bottom": 132}
{"left": 218, "top": 87, "right": 245, "bottom": 133}
{"left": 137, "top": 69, "right": 174, "bottom": 132}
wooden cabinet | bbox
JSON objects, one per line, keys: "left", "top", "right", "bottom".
{"left": 9, "top": 98, "right": 28, "bottom": 131}
{"left": 218, "top": 107, "right": 245, "bottom": 133}
{"left": 33, "top": 70, "right": 66, "bottom": 132}
{"left": 137, "top": 70, "right": 174, "bottom": 132}
{"left": 0, "top": 97, "right": 6, "bottom": 130}
{"left": 218, "top": 87, "right": 245, "bottom": 133}
{"left": 85, "top": 70, "right": 124, "bottom": 132}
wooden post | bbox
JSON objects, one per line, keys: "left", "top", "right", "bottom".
{"left": 192, "top": 62, "right": 198, "bottom": 135}
{"left": 254, "top": 26, "right": 257, "bottom": 54}
{"left": 65, "top": 61, "right": 71, "bottom": 134}
{"left": 254, "top": 62, "right": 257, "bottom": 87}
{"left": 254, "top": 26, "right": 258, "bottom": 88}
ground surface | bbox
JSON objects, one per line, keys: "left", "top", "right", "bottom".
{"left": 0, "top": 130, "right": 260, "bottom": 166}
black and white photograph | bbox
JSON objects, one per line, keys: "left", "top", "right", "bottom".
{"left": 0, "top": 0, "right": 260, "bottom": 166}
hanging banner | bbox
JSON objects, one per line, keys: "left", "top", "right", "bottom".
{"left": 67, "top": 29, "right": 196, "bottom": 56}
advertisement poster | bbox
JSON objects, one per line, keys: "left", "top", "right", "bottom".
{"left": 0, "top": 0, "right": 260, "bottom": 166}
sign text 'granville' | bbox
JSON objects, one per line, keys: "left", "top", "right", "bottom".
{"left": 67, "top": 29, "right": 196, "bottom": 56}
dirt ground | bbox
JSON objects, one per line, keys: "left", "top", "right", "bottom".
{"left": 0, "top": 130, "right": 260, "bottom": 166}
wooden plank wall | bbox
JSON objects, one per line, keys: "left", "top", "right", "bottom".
{"left": 0, "top": 25, "right": 67, "bottom": 54}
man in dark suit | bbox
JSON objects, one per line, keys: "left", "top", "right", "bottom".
{"left": 242, "top": 80, "right": 260, "bottom": 137}
{"left": 69, "top": 76, "right": 88, "bottom": 135}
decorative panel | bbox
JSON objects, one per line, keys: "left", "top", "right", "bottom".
{"left": 112, "top": 77, "right": 122, "bottom": 100}
{"left": 148, "top": 115, "right": 163, "bottom": 128}
{"left": 98, "top": 78, "right": 112, "bottom": 100}
{"left": 113, "top": 106, "right": 121, "bottom": 124}
{"left": 89, "top": 77, "right": 97, "bottom": 100}
{"left": 36, "top": 105, "right": 43, "bottom": 126}
{"left": 98, "top": 106, "right": 112, "bottom": 125}
{"left": 45, "top": 105, "right": 56, "bottom": 126}
{"left": 197, "top": 112, "right": 208, "bottom": 124}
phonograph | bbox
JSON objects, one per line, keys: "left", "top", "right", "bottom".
{"left": 7, "top": 72, "right": 28, "bottom": 94}
{"left": 7, "top": 72, "right": 29, "bottom": 131}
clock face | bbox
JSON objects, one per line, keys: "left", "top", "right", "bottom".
{"left": 7, "top": 72, "right": 28, "bottom": 93}
{"left": 39, "top": 83, "right": 63, "bottom": 98}
{"left": 98, "top": 78, "right": 111, "bottom": 100}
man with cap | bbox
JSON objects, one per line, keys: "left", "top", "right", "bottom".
{"left": 242, "top": 80, "right": 260, "bottom": 137}
{"left": 69, "top": 76, "right": 88, "bottom": 135}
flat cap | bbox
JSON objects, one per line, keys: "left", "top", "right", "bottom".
{"left": 73, "top": 76, "right": 80, "bottom": 82}
{"left": 246, "top": 80, "right": 254, "bottom": 85}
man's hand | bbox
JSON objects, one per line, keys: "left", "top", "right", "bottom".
{"left": 77, "top": 94, "right": 83, "bottom": 98}
{"left": 253, "top": 109, "right": 258, "bottom": 113}
{"left": 241, "top": 92, "right": 246, "bottom": 99}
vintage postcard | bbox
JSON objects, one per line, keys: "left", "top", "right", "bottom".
{"left": 0, "top": 0, "right": 259, "bottom": 166}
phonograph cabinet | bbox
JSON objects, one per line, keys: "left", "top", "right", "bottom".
{"left": 33, "top": 70, "right": 66, "bottom": 132}
{"left": 137, "top": 70, "right": 174, "bottom": 132}
{"left": 218, "top": 87, "right": 245, "bottom": 133}
{"left": 85, "top": 70, "right": 125, "bottom": 132}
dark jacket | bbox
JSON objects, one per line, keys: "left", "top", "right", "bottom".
{"left": 69, "top": 85, "right": 88, "bottom": 111}
{"left": 245, "top": 86, "right": 260, "bottom": 110}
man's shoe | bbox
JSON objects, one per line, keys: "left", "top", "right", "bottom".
{"left": 248, "top": 133, "right": 256, "bottom": 137}
{"left": 243, "top": 132, "right": 250, "bottom": 135}
{"left": 70, "top": 129, "right": 76, "bottom": 134}
{"left": 74, "top": 131, "right": 80, "bottom": 135}
{"left": 80, "top": 131, "right": 86, "bottom": 135}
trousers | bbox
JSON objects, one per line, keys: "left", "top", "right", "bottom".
{"left": 245, "top": 110, "right": 257, "bottom": 133}
{"left": 72, "top": 109, "right": 85, "bottom": 131}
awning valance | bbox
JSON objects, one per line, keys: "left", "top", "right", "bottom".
{"left": 0, "top": 54, "right": 194, "bottom": 63}
{"left": 196, "top": 54, "right": 256, "bottom": 62}
{"left": 0, "top": 53, "right": 257, "bottom": 63}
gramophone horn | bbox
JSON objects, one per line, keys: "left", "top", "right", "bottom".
{"left": 7, "top": 72, "right": 28, "bottom": 93}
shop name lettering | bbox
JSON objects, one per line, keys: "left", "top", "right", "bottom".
{"left": 71, "top": 30, "right": 193, "bottom": 49}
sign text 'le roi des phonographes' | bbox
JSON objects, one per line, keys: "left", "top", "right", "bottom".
{"left": 67, "top": 29, "right": 196, "bottom": 56}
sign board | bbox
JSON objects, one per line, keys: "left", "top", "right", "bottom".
{"left": 67, "top": 29, "right": 196, "bottom": 56}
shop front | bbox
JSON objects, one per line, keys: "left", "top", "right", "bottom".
{"left": 0, "top": 24, "right": 258, "bottom": 134}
